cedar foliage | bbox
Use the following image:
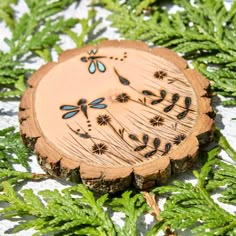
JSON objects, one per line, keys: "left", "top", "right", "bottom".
{"left": 97, "top": 0, "right": 236, "bottom": 105}
{"left": 0, "top": 127, "right": 30, "bottom": 169}
{"left": 148, "top": 146, "right": 236, "bottom": 236}
{"left": 0, "top": 129, "right": 235, "bottom": 235}
{"left": 0, "top": 0, "right": 236, "bottom": 235}
{"left": 0, "top": 183, "right": 147, "bottom": 235}
{"left": 0, "top": 0, "right": 101, "bottom": 98}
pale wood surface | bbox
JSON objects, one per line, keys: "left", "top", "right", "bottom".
{"left": 19, "top": 40, "right": 214, "bottom": 193}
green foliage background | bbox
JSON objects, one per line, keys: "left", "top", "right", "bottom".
{"left": 0, "top": 0, "right": 236, "bottom": 235}
{"left": 97, "top": 0, "right": 236, "bottom": 105}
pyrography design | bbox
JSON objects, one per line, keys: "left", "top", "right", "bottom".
{"left": 60, "top": 50, "right": 195, "bottom": 162}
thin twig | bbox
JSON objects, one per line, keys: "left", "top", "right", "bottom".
{"left": 143, "top": 192, "right": 177, "bottom": 236}
{"left": 143, "top": 191, "right": 161, "bottom": 221}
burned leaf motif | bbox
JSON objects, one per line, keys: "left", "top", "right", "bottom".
{"left": 162, "top": 143, "right": 172, "bottom": 156}
{"left": 129, "top": 134, "right": 140, "bottom": 142}
{"left": 118, "top": 128, "right": 125, "bottom": 138}
{"left": 177, "top": 110, "right": 188, "bottom": 120}
{"left": 172, "top": 93, "right": 180, "bottom": 103}
{"left": 153, "top": 138, "right": 161, "bottom": 149}
{"left": 137, "top": 97, "right": 147, "bottom": 105}
{"left": 134, "top": 145, "right": 147, "bottom": 152}
{"left": 144, "top": 138, "right": 160, "bottom": 158}
{"left": 164, "top": 93, "right": 179, "bottom": 113}
{"left": 144, "top": 150, "right": 157, "bottom": 158}
{"left": 142, "top": 90, "right": 156, "bottom": 96}
{"left": 114, "top": 68, "right": 130, "bottom": 85}
{"left": 134, "top": 134, "right": 149, "bottom": 152}
{"left": 79, "top": 133, "right": 91, "bottom": 139}
{"left": 151, "top": 90, "right": 166, "bottom": 105}
{"left": 177, "top": 97, "right": 192, "bottom": 120}
{"left": 144, "top": 97, "right": 147, "bottom": 105}
{"left": 143, "top": 134, "right": 149, "bottom": 145}
{"left": 185, "top": 97, "right": 192, "bottom": 109}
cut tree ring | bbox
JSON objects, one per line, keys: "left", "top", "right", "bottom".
{"left": 19, "top": 40, "right": 214, "bottom": 193}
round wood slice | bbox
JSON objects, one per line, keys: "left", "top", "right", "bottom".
{"left": 19, "top": 40, "right": 214, "bottom": 193}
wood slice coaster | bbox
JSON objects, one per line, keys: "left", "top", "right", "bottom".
{"left": 19, "top": 40, "right": 214, "bottom": 193}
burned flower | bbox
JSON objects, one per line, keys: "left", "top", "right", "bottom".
{"left": 173, "top": 134, "right": 186, "bottom": 145}
{"left": 149, "top": 115, "right": 164, "bottom": 127}
{"left": 97, "top": 114, "right": 111, "bottom": 126}
{"left": 92, "top": 143, "right": 108, "bottom": 155}
{"left": 154, "top": 70, "right": 167, "bottom": 80}
{"left": 116, "top": 93, "right": 130, "bottom": 103}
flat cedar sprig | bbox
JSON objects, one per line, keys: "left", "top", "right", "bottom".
{"left": 0, "top": 1, "right": 236, "bottom": 235}
{"left": 0, "top": 126, "right": 30, "bottom": 169}
{"left": 0, "top": 128, "right": 235, "bottom": 235}
{"left": 0, "top": 183, "right": 148, "bottom": 236}
{"left": 0, "top": 0, "right": 17, "bottom": 30}
{"left": 147, "top": 146, "right": 236, "bottom": 236}
{"left": 0, "top": 169, "right": 49, "bottom": 190}
{"left": 0, "top": 0, "right": 102, "bottom": 98}
{"left": 207, "top": 161, "right": 236, "bottom": 205}
{"left": 97, "top": 0, "right": 236, "bottom": 105}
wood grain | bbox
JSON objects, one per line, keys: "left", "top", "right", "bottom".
{"left": 19, "top": 40, "right": 214, "bottom": 193}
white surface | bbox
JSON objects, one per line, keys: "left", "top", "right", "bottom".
{"left": 0, "top": 1, "right": 236, "bottom": 235}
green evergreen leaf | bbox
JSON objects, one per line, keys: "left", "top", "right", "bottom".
{"left": 1, "top": 1, "right": 236, "bottom": 235}
{"left": 0, "top": 0, "right": 17, "bottom": 30}
{"left": 0, "top": 169, "right": 48, "bottom": 190}
{"left": 0, "top": 127, "right": 30, "bottom": 169}
{"left": 215, "top": 129, "right": 236, "bottom": 161}
{"left": 207, "top": 161, "right": 236, "bottom": 205}
{"left": 148, "top": 132, "right": 236, "bottom": 235}
{"left": 0, "top": 0, "right": 101, "bottom": 98}
{"left": 0, "top": 182, "right": 147, "bottom": 235}
{"left": 109, "top": 191, "right": 148, "bottom": 236}
{"left": 98, "top": 0, "right": 236, "bottom": 101}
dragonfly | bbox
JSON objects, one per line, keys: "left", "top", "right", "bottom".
{"left": 60, "top": 97, "right": 107, "bottom": 119}
{"left": 80, "top": 49, "right": 106, "bottom": 74}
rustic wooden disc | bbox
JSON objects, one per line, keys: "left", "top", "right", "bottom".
{"left": 19, "top": 40, "right": 214, "bottom": 193}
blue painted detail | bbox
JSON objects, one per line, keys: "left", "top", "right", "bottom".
{"left": 60, "top": 105, "right": 78, "bottom": 110}
{"left": 62, "top": 110, "right": 79, "bottom": 119}
{"left": 61, "top": 97, "right": 107, "bottom": 120}
{"left": 90, "top": 104, "right": 107, "bottom": 109}
{"left": 89, "top": 97, "right": 105, "bottom": 105}
{"left": 89, "top": 61, "right": 96, "bottom": 74}
{"left": 92, "top": 49, "right": 97, "bottom": 54}
{"left": 97, "top": 60, "right": 106, "bottom": 72}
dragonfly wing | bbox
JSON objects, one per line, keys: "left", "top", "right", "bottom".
{"left": 92, "top": 49, "right": 97, "bottom": 54}
{"left": 60, "top": 105, "right": 78, "bottom": 110}
{"left": 89, "top": 61, "right": 96, "bottom": 74}
{"left": 62, "top": 110, "right": 79, "bottom": 119}
{"left": 97, "top": 60, "right": 106, "bottom": 72}
{"left": 89, "top": 97, "right": 105, "bottom": 105}
{"left": 90, "top": 104, "right": 107, "bottom": 109}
